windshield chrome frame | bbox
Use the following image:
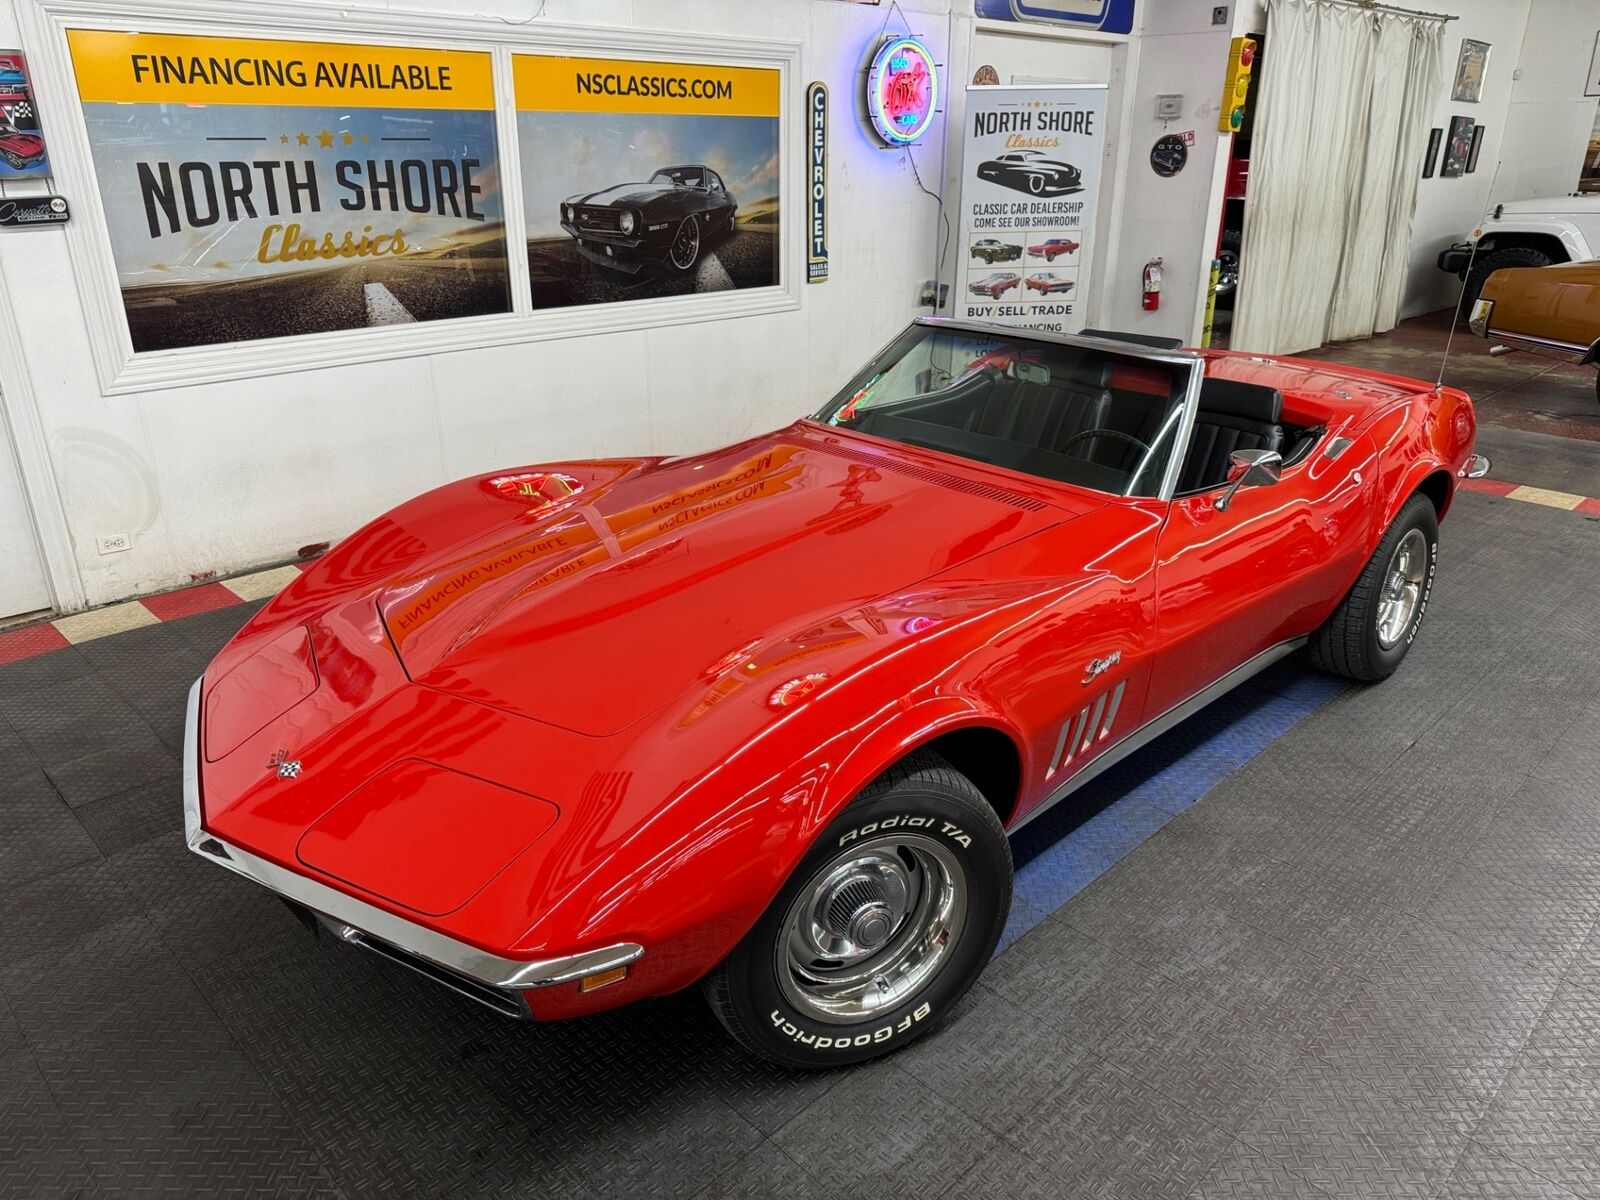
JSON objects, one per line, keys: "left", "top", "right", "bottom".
{"left": 902, "top": 317, "right": 1204, "bottom": 504}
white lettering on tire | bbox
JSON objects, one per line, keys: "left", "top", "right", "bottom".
{"left": 770, "top": 1000, "right": 933, "bottom": 1048}
{"left": 839, "top": 814, "right": 968, "bottom": 848}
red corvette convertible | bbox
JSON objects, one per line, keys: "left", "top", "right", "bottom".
{"left": 185, "top": 321, "right": 1485, "bottom": 1067}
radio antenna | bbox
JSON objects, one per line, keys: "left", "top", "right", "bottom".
{"left": 1436, "top": 155, "right": 1506, "bottom": 393}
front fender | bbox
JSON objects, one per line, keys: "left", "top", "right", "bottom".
{"left": 523, "top": 694, "right": 1023, "bottom": 1011}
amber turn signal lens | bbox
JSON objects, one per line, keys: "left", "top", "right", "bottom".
{"left": 579, "top": 966, "right": 629, "bottom": 993}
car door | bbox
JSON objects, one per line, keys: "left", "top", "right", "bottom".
{"left": 1147, "top": 427, "right": 1380, "bottom": 716}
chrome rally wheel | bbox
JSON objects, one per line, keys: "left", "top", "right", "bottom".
{"left": 1310, "top": 492, "right": 1439, "bottom": 682}
{"left": 703, "top": 750, "right": 1011, "bottom": 1068}
{"left": 1376, "top": 528, "right": 1428, "bottom": 650}
{"left": 777, "top": 835, "right": 967, "bottom": 1024}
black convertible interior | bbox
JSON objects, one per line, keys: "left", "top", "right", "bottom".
{"left": 827, "top": 333, "right": 1320, "bottom": 498}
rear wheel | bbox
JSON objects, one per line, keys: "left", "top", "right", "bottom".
{"left": 703, "top": 750, "right": 1011, "bottom": 1068}
{"left": 1310, "top": 494, "right": 1439, "bottom": 682}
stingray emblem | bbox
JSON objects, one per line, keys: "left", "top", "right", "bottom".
{"left": 267, "top": 749, "right": 302, "bottom": 780}
{"left": 1081, "top": 650, "right": 1121, "bottom": 685}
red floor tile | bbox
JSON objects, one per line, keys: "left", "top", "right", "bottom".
{"left": 1575, "top": 497, "right": 1600, "bottom": 516}
{"left": 139, "top": 582, "right": 243, "bottom": 622}
{"left": 0, "top": 621, "right": 69, "bottom": 665}
{"left": 1459, "top": 478, "right": 1517, "bottom": 496}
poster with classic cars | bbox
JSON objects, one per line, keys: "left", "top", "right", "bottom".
{"left": 958, "top": 85, "right": 1105, "bottom": 333}
{"left": 67, "top": 30, "right": 510, "bottom": 352}
{"left": 515, "top": 54, "right": 781, "bottom": 310}
{"left": 0, "top": 51, "right": 50, "bottom": 180}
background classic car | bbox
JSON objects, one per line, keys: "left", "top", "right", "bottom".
{"left": 1028, "top": 237, "right": 1080, "bottom": 261}
{"left": 560, "top": 164, "right": 736, "bottom": 274}
{"left": 976, "top": 150, "right": 1083, "bottom": 196}
{"left": 968, "top": 271, "right": 1021, "bottom": 298}
{"left": 1025, "top": 271, "right": 1074, "bottom": 294}
{"left": 1470, "top": 259, "right": 1600, "bottom": 400}
{"left": 185, "top": 320, "right": 1482, "bottom": 1069}
{"left": 970, "top": 238, "right": 1023, "bottom": 263}
{"left": 0, "top": 118, "right": 43, "bottom": 170}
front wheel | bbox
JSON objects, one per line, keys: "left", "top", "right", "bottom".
{"left": 703, "top": 750, "right": 1011, "bottom": 1068}
{"left": 1310, "top": 493, "right": 1439, "bottom": 682}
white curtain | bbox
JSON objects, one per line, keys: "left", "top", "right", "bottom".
{"left": 1233, "top": 0, "right": 1444, "bottom": 354}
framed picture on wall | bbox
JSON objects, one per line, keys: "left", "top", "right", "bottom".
{"left": 1422, "top": 126, "right": 1442, "bottom": 178}
{"left": 1451, "top": 38, "right": 1490, "bottom": 103}
{"left": 1465, "top": 124, "right": 1486, "bottom": 173}
{"left": 1441, "top": 114, "right": 1474, "bottom": 178}
{"left": 1586, "top": 31, "right": 1600, "bottom": 97}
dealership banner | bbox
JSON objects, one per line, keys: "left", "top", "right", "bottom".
{"left": 67, "top": 30, "right": 509, "bottom": 352}
{"left": 956, "top": 85, "right": 1106, "bottom": 333}
{"left": 514, "top": 54, "right": 781, "bottom": 311}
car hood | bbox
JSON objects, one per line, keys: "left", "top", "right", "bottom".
{"left": 576, "top": 182, "right": 678, "bottom": 208}
{"left": 1488, "top": 195, "right": 1600, "bottom": 219}
{"left": 376, "top": 425, "right": 1084, "bottom": 736}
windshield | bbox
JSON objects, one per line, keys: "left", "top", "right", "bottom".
{"left": 813, "top": 325, "right": 1194, "bottom": 498}
{"left": 651, "top": 167, "right": 704, "bottom": 188}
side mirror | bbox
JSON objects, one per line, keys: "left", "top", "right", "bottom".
{"left": 1214, "top": 448, "right": 1282, "bottom": 511}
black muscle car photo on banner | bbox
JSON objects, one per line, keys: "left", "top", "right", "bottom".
{"left": 515, "top": 54, "right": 781, "bottom": 310}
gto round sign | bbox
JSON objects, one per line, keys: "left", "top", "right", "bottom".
{"left": 866, "top": 36, "right": 938, "bottom": 146}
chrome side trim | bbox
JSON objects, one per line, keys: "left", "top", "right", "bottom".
{"left": 182, "top": 679, "right": 643, "bottom": 992}
{"left": 1481, "top": 329, "right": 1587, "bottom": 363}
{"left": 1010, "top": 637, "right": 1310, "bottom": 833}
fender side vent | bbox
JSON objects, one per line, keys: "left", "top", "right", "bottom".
{"left": 816, "top": 442, "right": 1048, "bottom": 511}
{"left": 1046, "top": 680, "right": 1126, "bottom": 779}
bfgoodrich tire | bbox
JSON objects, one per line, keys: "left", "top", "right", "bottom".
{"left": 1310, "top": 493, "right": 1439, "bottom": 682}
{"left": 703, "top": 750, "right": 1011, "bottom": 1069}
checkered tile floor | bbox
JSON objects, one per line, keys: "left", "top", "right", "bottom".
{"left": 4, "top": 489, "right": 1600, "bottom": 1199}
{"left": 0, "top": 564, "right": 307, "bottom": 666}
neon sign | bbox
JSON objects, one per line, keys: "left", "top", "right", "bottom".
{"left": 866, "top": 36, "right": 938, "bottom": 146}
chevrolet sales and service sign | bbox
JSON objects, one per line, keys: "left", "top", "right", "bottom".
{"left": 957, "top": 85, "right": 1106, "bottom": 333}
{"left": 806, "top": 82, "right": 827, "bottom": 283}
{"left": 67, "top": 30, "right": 509, "bottom": 352}
{"left": 514, "top": 54, "right": 781, "bottom": 311}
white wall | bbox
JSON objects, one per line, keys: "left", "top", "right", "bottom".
{"left": 1401, "top": 0, "right": 1535, "bottom": 316}
{"left": 1497, "top": 0, "right": 1600, "bottom": 203}
{"left": 0, "top": 0, "right": 961, "bottom": 609}
{"left": 1099, "top": 4, "right": 1235, "bottom": 343}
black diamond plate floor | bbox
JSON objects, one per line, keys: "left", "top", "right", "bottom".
{"left": 4, "top": 491, "right": 1600, "bottom": 1199}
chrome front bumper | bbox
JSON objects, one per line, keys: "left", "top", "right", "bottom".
{"left": 181, "top": 679, "right": 643, "bottom": 1009}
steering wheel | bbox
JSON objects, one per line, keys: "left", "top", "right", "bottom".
{"left": 1059, "top": 428, "right": 1152, "bottom": 460}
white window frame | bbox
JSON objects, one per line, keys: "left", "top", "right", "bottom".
{"left": 18, "top": 0, "right": 802, "bottom": 395}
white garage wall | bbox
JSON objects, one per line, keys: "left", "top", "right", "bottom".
{"left": 1496, "top": 0, "right": 1600, "bottom": 203}
{"left": 1097, "top": 5, "right": 1235, "bottom": 344}
{"left": 0, "top": 0, "right": 961, "bottom": 609}
{"left": 1400, "top": 0, "right": 1534, "bottom": 317}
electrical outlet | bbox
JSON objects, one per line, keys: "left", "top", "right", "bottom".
{"left": 1212, "top": 5, "right": 1229, "bottom": 24}
{"left": 919, "top": 280, "right": 946, "bottom": 307}
{"left": 96, "top": 533, "right": 131, "bottom": 555}
{"left": 1155, "top": 94, "right": 1183, "bottom": 120}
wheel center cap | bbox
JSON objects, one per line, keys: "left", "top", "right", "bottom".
{"left": 847, "top": 903, "right": 895, "bottom": 952}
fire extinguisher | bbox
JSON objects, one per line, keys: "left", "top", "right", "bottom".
{"left": 1142, "top": 258, "right": 1163, "bottom": 312}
